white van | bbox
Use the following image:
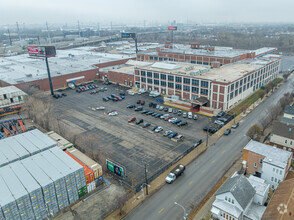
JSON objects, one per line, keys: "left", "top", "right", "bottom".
{"left": 188, "top": 112, "right": 193, "bottom": 119}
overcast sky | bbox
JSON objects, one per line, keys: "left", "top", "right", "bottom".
{"left": 1, "top": 0, "right": 294, "bottom": 26}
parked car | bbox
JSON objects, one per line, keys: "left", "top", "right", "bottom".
{"left": 136, "top": 119, "right": 144, "bottom": 125}
{"left": 155, "top": 126, "right": 163, "bottom": 133}
{"left": 142, "top": 122, "right": 151, "bottom": 128}
{"left": 160, "top": 114, "right": 169, "bottom": 119}
{"left": 175, "top": 135, "right": 184, "bottom": 141}
{"left": 159, "top": 106, "right": 164, "bottom": 111}
{"left": 224, "top": 129, "right": 231, "bottom": 135}
{"left": 141, "top": 110, "right": 149, "bottom": 114}
{"left": 164, "top": 115, "right": 173, "bottom": 121}
{"left": 177, "top": 121, "right": 188, "bottom": 127}
{"left": 152, "top": 112, "right": 158, "bottom": 116}
{"left": 173, "top": 109, "right": 177, "bottom": 114}
{"left": 146, "top": 111, "right": 154, "bottom": 115}
{"left": 76, "top": 89, "right": 81, "bottom": 93}
{"left": 137, "top": 100, "right": 141, "bottom": 104}
{"left": 128, "top": 117, "right": 136, "bottom": 122}
{"left": 168, "top": 118, "right": 177, "bottom": 123}
{"left": 155, "top": 113, "right": 163, "bottom": 118}
{"left": 163, "top": 107, "right": 169, "bottom": 112}
{"left": 111, "top": 94, "right": 117, "bottom": 98}
{"left": 156, "top": 104, "right": 160, "bottom": 109}
{"left": 183, "top": 112, "right": 187, "bottom": 118}
{"left": 168, "top": 132, "right": 178, "bottom": 138}
{"left": 128, "top": 91, "right": 135, "bottom": 95}
{"left": 120, "top": 96, "right": 125, "bottom": 99}
{"left": 127, "top": 104, "right": 136, "bottom": 108}
{"left": 108, "top": 111, "right": 118, "bottom": 116}
{"left": 152, "top": 103, "right": 157, "bottom": 108}
{"left": 149, "top": 102, "right": 154, "bottom": 107}
{"left": 193, "top": 114, "right": 198, "bottom": 120}
{"left": 193, "top": 139, "right": 203, "bottom": 148}
{"left": 141, "top": 100, "right": 145, "bottom": 105}
{"left": 135, "top": 106, "right": 143, "bottom": 111}
{"left": 188, "top": 112, "right": 193, "bottom": 119}
{"left": 111, "top": 97, "right": 118, "bottom": 101}
{"left": 168, "top": 108, "right": 173, "bottom": 113}
{"left": 172, "top": 119, "right": 181, "bottom": 124}
{"left": 163, "top": 130, "right": 173, "bottom": 137}
{"left": 217, "top": 111, "right": 225, "bottom": 117}
{"left": 177, "top": 110, "right": 182, "bottom": 116}
{"left": 115, "top": 96, "right": 122, "bottom": 101}
{"left": 214, "top": 120, "right": 224, "bottom": 126}
{"left": 232, "top": 122, "right": 239, "bottom": 129}
{"left": 150, "top": 125, "right": 158, "bottom": 131}
{"left": 119, "top": 92, "right": 125, "bottom": 96}
{"left": 103, "top": 97, "right": 109, "bottom": 101}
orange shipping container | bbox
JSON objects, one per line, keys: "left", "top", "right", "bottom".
{"left": 65, "top": 151, "right": 94, "bottom": 184}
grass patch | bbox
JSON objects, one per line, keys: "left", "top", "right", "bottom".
{"left": 228, "top": 89, "right": 262, "bottom": 115}
{"left": 272, "top": 78, "right": 283, "bottom": 84}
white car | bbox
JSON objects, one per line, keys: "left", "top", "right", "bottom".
{"left": 155, "top": 126, "right": 163, "bottom": 133}
{"left": 108, "top": 111, "right": 118, "bottom": 116}
{"left": 188, "top": 112, "right": 193, "bottom": 119}
{"left": 96, "top": 106, "right": 105, "bottom": 110}
{"left": 91, "top": 107, "right": 96, "bottom": 111}
{"left": 168, "top": 118, "right": 177, "bottom": 123}
{"left": 214, "top": 120, "right": 224, "bottom": 125}
{"left": 160, "top": 114, "right": 169, "bottom": 119}
{"left": 128, "top": 91, "right": 135, "bottom": 95}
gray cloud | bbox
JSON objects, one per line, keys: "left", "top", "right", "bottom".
{"left": 0, "top": 0, "right": 294, "bottom": 25}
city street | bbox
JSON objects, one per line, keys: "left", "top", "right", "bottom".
{"left": 124, "top": 76, "right": 294, "bottom": 220}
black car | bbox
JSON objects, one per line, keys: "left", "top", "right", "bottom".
{"left": 119, "top": 92, "right": 125, "bottom": 96}
{"left": 53, "top": 94, "right": 61, "bottom": 99}
{"left": 146, "top": 111, "right": 154, "bottom": 115}
{"left": 127, "top": 104, "right": 136, "bottom": 108}
{"left": 103, "top": 97, "right": 109, "bottom": 101}
{"left": 224, "top": 129, "right": 231, "bottom": 135}
{"left": 141, "top": 110, "right": 149, "bottom": 114}
{"left": 163, "top": 108, "right": 168, "bottom": 112}
{"left": 177, "top": 110, "right": 182, "bottom": 116}
{"left": 150, "top": 125, "right": 158, "bottom": 131}
{"left": 149, "top": 102, "right": 154, "bottom": 107}
{"left": 152, "top": 103, "right": 157, "bottom": 108}
{"left": 136, "top": 119, "right": 144, "bottom": 125}
{"left": 111, "top": 94, "right": 117, "bottom": 98}
{"left": 177, "top": 121, "right": 188, "bottom": 127}
{"left": 155, "top": 113, "right": 163, "bottom": 118}
{"left": 193, "top": 139, "right": 203, "bottom": 148}
{"left": 137, "top": 100, "right": 141, "bottom": 104}
{"left": 217, "top": 111, "right": 225, "bottom": 117}
{"left": 142, "top": 122, "right": 151, "bottom": 128}
{"left": 152, "top": 112, "right": 158, "bottom": 116}
{"left": 111, "top": 97, "right": 118, "bottom": 101}
{"left": 135, "top": 106, "right": 143, "bottom": 111}
{"left": 76, "top": 89, "right": 81, "bottom": 93}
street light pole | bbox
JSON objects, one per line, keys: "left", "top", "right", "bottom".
{"left": 174, "top": 202, "right": 188, "bottom": 219}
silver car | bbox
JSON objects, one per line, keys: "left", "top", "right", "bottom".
{"left": 155, "top": 126, "right": 163, "bottom": 133}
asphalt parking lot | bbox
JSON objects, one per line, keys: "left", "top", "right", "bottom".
{"left": 51, "top": 82, "right": 209, "bottom": 187}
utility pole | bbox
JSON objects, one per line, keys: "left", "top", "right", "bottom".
{"left": 144, "top": 163, "right": 148, "bottom": 195}
{"left": 7, "top": 29, "right": 12, "bottom": 45}
{"left": 46, "top": 22, "right": 51, "bottom": 44}
{"left": 16, "top": 22, "right": 23, "bottom": 48}
{"left": 206, "top": 129, "right": 209, "bottom": 147}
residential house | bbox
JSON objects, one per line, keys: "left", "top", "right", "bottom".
{"left": 262, "top": 178, "right": 294, "bottom": 220}
{"left": 243, "top": 140, "right": 292, "bottom": 189}
{"left": 211, "top": 174, "right": 269, "bottom": 220}
{"left": 270, "top": 121, "right": 294, "bottom": 153}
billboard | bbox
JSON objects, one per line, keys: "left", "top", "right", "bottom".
{"left": 28, "top": 46, "right": 56, "bottom": 57}
{"left": 168, "top": 26, "right": 177, "bottom": 31}
{"left": 106, "top": 159, "right": 125, "bottom": 178}
{"left": 121, "top": 32, "right": 136, "bottom": 39}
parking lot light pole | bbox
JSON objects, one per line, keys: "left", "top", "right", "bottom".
{"left": 144, "top": 163, "right": 148, "bottom": 195}
{"left": 174, "top": 202, "right": 188, "bottom": 219}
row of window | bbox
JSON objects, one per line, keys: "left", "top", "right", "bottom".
{"left": 140, "top": 71, "right": 208, "bottom": 87}
{"left": 271, "top": 177, "right": 281, "bottom": 183}
{"left": 284, "top": 139, "right": 293, "bottom": 145}
{"left": 273, "top": 168, "right": 283, "bottom": 175}
{"left": 225, "top": 196, "right": 234, "bottom": 204}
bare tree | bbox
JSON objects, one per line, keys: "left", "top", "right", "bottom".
{"left": 283, "top": 73, "right": 291, "bottom": 82}
{"left": 264, "top": 85, "right": 271, "bottom": 94}
{"left": 240, "top": 105, "right": 248, "bottom": 114}
{"left": 246, "top": 124, "right": 262, "bottom": 141}
{"left": 258, "top": 90, "right": 266, "bottom": 100}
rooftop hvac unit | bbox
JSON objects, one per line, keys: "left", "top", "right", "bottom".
{"left": 25, "top": 74, "right": 32, "bottom": 77}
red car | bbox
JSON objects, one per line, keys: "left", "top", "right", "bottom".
{"left": 164, "top": 115, "right": 173, "bottom": 121}
{"left": 141, "top": 100, "right": 145, "bottom": 105}
{"left": 128, "top": 117, "right": 136, "bottom": 122}
{"left": 115, "top": 96, "right": 122, "bottom": 101}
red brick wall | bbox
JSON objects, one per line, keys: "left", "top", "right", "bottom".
{"left": 243, "top": 149, "right": 265, "bottom": 175}
{"left": 105, "top": 71, "right": 135, "bottom": 86}
{"left": 16, "top": 68, "right": 99, "bottom": 91}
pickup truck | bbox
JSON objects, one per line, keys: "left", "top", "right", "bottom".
{"left": 165, "top": 164, "right": 185, "bottom": 183}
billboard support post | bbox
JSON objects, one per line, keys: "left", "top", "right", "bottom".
{"left": 45, "top": 57, "right": 54, "bottom": 96}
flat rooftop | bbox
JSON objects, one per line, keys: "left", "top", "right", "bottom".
{"left": 100, "top": 60, "right": 150, "bottom": 75}
{"left": 0, "top": 46, "right": 134, "bottom": 84}
{"left": 137, "top": 57, "right": 277, "bottom": 83}
{"left": 244, "top": 140, "right": 292, "bottom": 169}
{"left": 253, "top": 47, "right": 277, "bottom": 57}
{"left": 139, "top": 44, "right": 252, "bottom": 58}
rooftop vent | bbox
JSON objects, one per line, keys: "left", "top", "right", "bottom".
{"left": 25, "top": 74, "right": 32, "bottom": 77}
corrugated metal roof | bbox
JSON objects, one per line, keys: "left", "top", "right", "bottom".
{"left": 0, "top": 175, "right": 15, "bottom": 206}
{"left": 9, "top": 161, "right": 41, "bottom": 194}
{"left": 5, "top": 138, "right": 30, "bottom": 159}
{"left": 21, "top": 157, "right": 53, "bottom": 188}
{"left": 0, "top": 140, "right": 19, "bottom": 163}
{"left": 14, "top": 133, "right": 40, "bottom": 155}
{"left": 30, "top": 129, "right": 58, "bottom": 149}
{"left": 50, "top": 147, "right": 83, "bottom": 171}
